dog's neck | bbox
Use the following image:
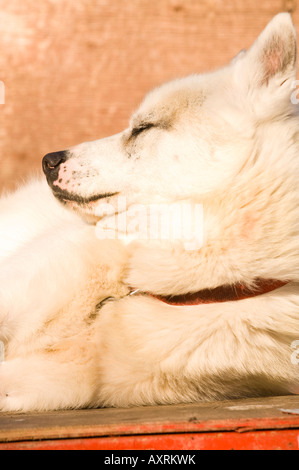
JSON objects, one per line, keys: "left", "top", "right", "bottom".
{"left": 145, "top": 279, "right": 289, "bottom": 306}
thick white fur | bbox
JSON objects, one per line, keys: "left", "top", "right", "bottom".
{"left": 1, "top": 13, "right": 299, "bottom": 411}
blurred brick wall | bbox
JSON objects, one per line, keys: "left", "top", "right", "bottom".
{"left": 0, "top": 0, "right": 298, "bottom": 191}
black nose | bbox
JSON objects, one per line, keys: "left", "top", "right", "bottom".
{"left": 42, "top": 151, "right": 67, "bottom": 182}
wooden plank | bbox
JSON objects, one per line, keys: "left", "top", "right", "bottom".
{"left": 1, "top": 395, "right": 299, "bottom": 444}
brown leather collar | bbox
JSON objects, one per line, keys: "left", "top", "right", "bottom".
{"left": 148, "top": 279, "right": 289, "bottom": 306}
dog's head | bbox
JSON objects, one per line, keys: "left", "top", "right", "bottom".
{"left": 42, "top": 14, "right": 297, "bottom": 235}
{"left": 43, "top": 13, "right": 297, "bottom": 222}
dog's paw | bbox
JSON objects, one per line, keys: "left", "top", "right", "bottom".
{"left": 0, "top": 361, "right": 24, "bottom": 412}
{"left": 0, "top": 393, "right": 24, "bottom": 413}
{"left": 0, "top": 356, "right": 95, "bottom": 412}
{"left": 0, "top": 359, "right": 42, "bottom": 413}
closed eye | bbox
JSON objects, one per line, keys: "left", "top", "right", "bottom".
{"left": 131, "top": 122, "right": 155, "bottom": 138}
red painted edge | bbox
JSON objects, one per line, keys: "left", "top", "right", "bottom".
{"left": 0, "top": 429, "right": 298, "bottom": 450}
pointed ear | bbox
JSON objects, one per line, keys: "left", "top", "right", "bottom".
{"left": 234, "top": 13, "right": 297, "bottom": 116}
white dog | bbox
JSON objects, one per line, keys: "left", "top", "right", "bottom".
{"left": 1, "top": 13, "right": 299, "bottom": 412}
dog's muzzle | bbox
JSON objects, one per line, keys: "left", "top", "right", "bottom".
{"left": 42, "top": 151, "right": 68, "bottom": 185}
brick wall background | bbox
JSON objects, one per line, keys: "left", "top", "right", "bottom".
{"left": 0, "top": 0, "right": 298, "bottom": 191}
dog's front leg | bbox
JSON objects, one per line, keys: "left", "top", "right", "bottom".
{"left": 0, "top": 334, "right": 98, "bottom": 412}
{"left": 0, "top": 220, "right": 105, "bottom": 344}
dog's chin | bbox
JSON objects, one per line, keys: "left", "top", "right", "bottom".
{"left": 65, "top": 201, "right": 101, "bottom": 225}
{"left": 52, "top": 190, "right": 118, "bottom": 224}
